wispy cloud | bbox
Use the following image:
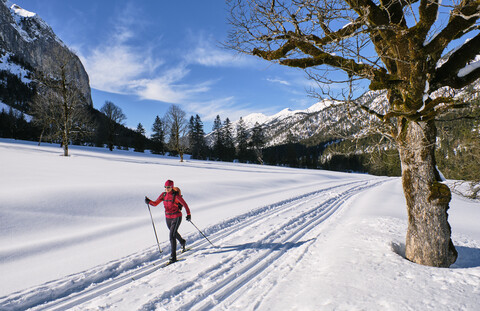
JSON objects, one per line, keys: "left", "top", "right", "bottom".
{"left": 132, "top": 71, "right": 214, "bottom": 104}
{"left": 185, "top": 32, "right": 255, "bottom": 68}
{"left": 78, "top": 36, "right": 209, "bottom": 104}
{"left": 78, "top": 8, "right": 215, "bottom": 104}
{"left": 80, "top": 43, "right": 153, "bottom": 94}
{"left": 266, "top": 77, "right": 291, "bottom": 86}
{"left": 76, "top": 6, "right": 263, "bottom": 121}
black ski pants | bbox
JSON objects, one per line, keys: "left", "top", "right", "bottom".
{"left": 166, "top": 216, "right": 185, "bottom": 260}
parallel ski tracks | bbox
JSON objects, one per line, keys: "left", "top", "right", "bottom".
{"left": 28, "top": 179, "right": 383, "bottom": 311}
{"left": 141, "top": 179, "right": 384, "bottom": 311}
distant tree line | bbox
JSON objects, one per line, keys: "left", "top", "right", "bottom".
{"left": 1, "top": 82, "right": 476, "bottom": 181}
{"left": 148, "top": 107, "right": 268, "bottom": 164}
{"left": 0, "top": 51, "right": 478, "bottom": 186}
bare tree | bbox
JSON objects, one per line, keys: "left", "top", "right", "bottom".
{"left": 31, "top": 50, "right": 92, "bottom": 156}
{"left": 100, "top": 101, "right": 126, "bottom": 151}
{"left": 31, "top": 92, "right": 55, "bottom": 145}
{"left": 227, "top": 0, "right": 480, "bottom": 267}
{"left": 166, "top": 104, "right": 189, "bottom": 162}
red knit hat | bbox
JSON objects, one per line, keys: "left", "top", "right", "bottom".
{"left": 165, "top": 180, "right": 174, "bottom": 187}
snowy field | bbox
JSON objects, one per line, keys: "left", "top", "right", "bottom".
{"left": 0, "top": 138, "right": 479, "bottom": 310}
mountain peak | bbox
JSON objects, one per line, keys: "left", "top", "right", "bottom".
{"left": 240, "top": 99, "right": 338, "bottom": 128}
{"left": 241, "top": 112, "right": 269, "bottom": 128}
{"left": 0, "top": 0, "right": 93, "bottom": 106}
{"left": 9, "top": 3, "right": 36, "bottom": 18}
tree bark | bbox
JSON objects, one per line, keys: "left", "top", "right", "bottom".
{"left": 63, "top": 127, "right": 69, "bottom": 157}
{"left": 397, "top": 119, "right": 457, "bottom": 267}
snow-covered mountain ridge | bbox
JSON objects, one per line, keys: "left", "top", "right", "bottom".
{"left": 216, "top": 92, "right": 387, "bottom": 147}
{"left": 223, "top": 78, "right": 478, "bottom": 149}
{"left": 240, "top": 100, "right": 339, "bottom": 129}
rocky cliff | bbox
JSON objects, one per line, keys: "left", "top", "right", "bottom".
{"left": 0, "top": 0, "right": 92, "bottom": 106}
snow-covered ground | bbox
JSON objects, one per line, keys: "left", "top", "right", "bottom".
{"left": 0, "top": 138, "right": 479, "bottom": 310}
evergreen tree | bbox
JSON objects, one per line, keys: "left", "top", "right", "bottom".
{"left": 250, "top": 122, "right": 265, "bottom": 164}
{"left": 195, "top": 115, "right": 208, "bottom": 159}
{"left": 189, "top": 114, "right": 207, "bottom": 159}
{"left": 134, "top": 123, "right": 146, "bottom": 153}
{"left": 188, "top": 116, "right": 196, "bottom": 155}
{"left": 223, "top": 118, "right": 236, "bottom": 162}
{"left": 236, "top": 117, "right": 249, "bottom": 163}
{"left": 212, "top": 115, "right": 224, "bottom": 161}
{"left": 286, "top": 131, "right": 298, "bottom": 167}
{"left": 151, "top": 115, "right": 166, "bottom": 155}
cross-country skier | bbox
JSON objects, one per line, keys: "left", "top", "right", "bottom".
{"left": 145, "top": 179, "right": 191, "bottom": 264}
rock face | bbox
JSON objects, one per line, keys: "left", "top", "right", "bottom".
{"left": 0, "top": 1, "right": 92, "bottom": 106}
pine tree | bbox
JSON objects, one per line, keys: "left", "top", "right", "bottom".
{"left": 134, "top": 123, "right": 146, "bottom": 153}
{"left": 236, "top": 117, "right": 249, "bottom": 163}
{"left": 189, "top": 114, "right": 207, "bottom": 159}
{"left": 212, "top": 115, "right": 224, "bottom": 161}
{"left": 151, "top": 115, "right": 166, "bottom": 155}
{"left": 223, "top": 118, "right": 236, "bottom": 162}
{"left": 286, "top": 131, "right": 298, "bottom": 167}
{"left": 250, "top": 122, "right": 265, "bottom": 164}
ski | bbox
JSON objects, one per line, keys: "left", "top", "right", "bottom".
{"left": 182, "top": 247, "right": 192, "bottom": 253}
{"left": 162, "top": 258, "right": 186, "bottom": 267}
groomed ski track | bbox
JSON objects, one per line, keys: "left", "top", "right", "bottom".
{"left": 5, "top": 178, "right": 386, "bottom": 311}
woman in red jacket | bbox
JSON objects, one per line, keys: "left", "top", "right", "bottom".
{"left": 145, "top": 179, "right": 191, "bottom": 264}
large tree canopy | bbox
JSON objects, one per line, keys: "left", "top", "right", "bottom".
{"left": 228, "top": 0, "right": 480, "bottom": 114}
{"left": 228, "top": 0, "right": 480, "bottom": 267}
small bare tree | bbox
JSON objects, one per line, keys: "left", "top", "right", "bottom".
{"left": 166, "top": 104, "right": 189, "bottom": 162}
{"left": 228, "top": 0, "right": 480, "bottom": 267}
{"left": 31, "top": 50, "right": 92, "bottom": 156}
{"left": 100, "top": 101, "right": 126, "bottom": 151}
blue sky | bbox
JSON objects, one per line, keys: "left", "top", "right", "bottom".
{"left": 14, "top": 0, "right": 322, "bottom": 134}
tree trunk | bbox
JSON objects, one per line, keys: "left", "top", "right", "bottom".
{"left": 63, "top": 129, "right": 69, "bottom": 157}
{"left": 397, "top": 119, "right": 457, "bottom": 267}
{"left": 63, "top": 117, "right": 69, "bottom": 157}
{"left": 38, "top": 126, "right": 45, "bottom": 146}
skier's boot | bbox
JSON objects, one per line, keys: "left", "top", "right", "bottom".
{"left": 181, "top": 240, "right": 186, "bottom": 252}
{"left": 168, "top": 257, "right": 177, "bottom": 265}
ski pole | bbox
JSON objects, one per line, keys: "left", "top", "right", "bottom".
{"left": 188, "top": 219, "right": 215, "bottom": 247}
{"left": 146, "top": 201, "right": 163, "bottom": 255}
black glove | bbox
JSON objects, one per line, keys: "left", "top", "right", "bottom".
{"left": 186, "top": 214, "right": 191, "bottom": 221}
{"left": 145, "top": 197, "right": 151, "bottom": 204}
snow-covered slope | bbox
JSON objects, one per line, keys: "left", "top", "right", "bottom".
{"left": 0, "top": 139, "right": 479, "bottom": 310}
{"left": 0, "top": 52, "right": 32, "bottom": 84}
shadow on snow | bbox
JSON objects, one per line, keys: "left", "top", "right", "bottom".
{"left": 392, "top": 242, "right": 480, "bottom": 269}
{"left": 210, "top": 239, "right": 314, "bottom": 254}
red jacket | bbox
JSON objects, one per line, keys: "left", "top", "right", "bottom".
{"left": 149, "top": 191, "right": 191, "bottom": 219}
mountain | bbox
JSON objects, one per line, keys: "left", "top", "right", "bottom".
{"left": 220, "top": 91, "right": 387, "bottom": 147}
{"left": 240, "top": 100, "right": 339, "bottom": 130}
{"left": 0, "top": 2, "right": 152, "bottom": 150}
{"left": 0, "top": 1, "right": 92, "bottom": 107}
